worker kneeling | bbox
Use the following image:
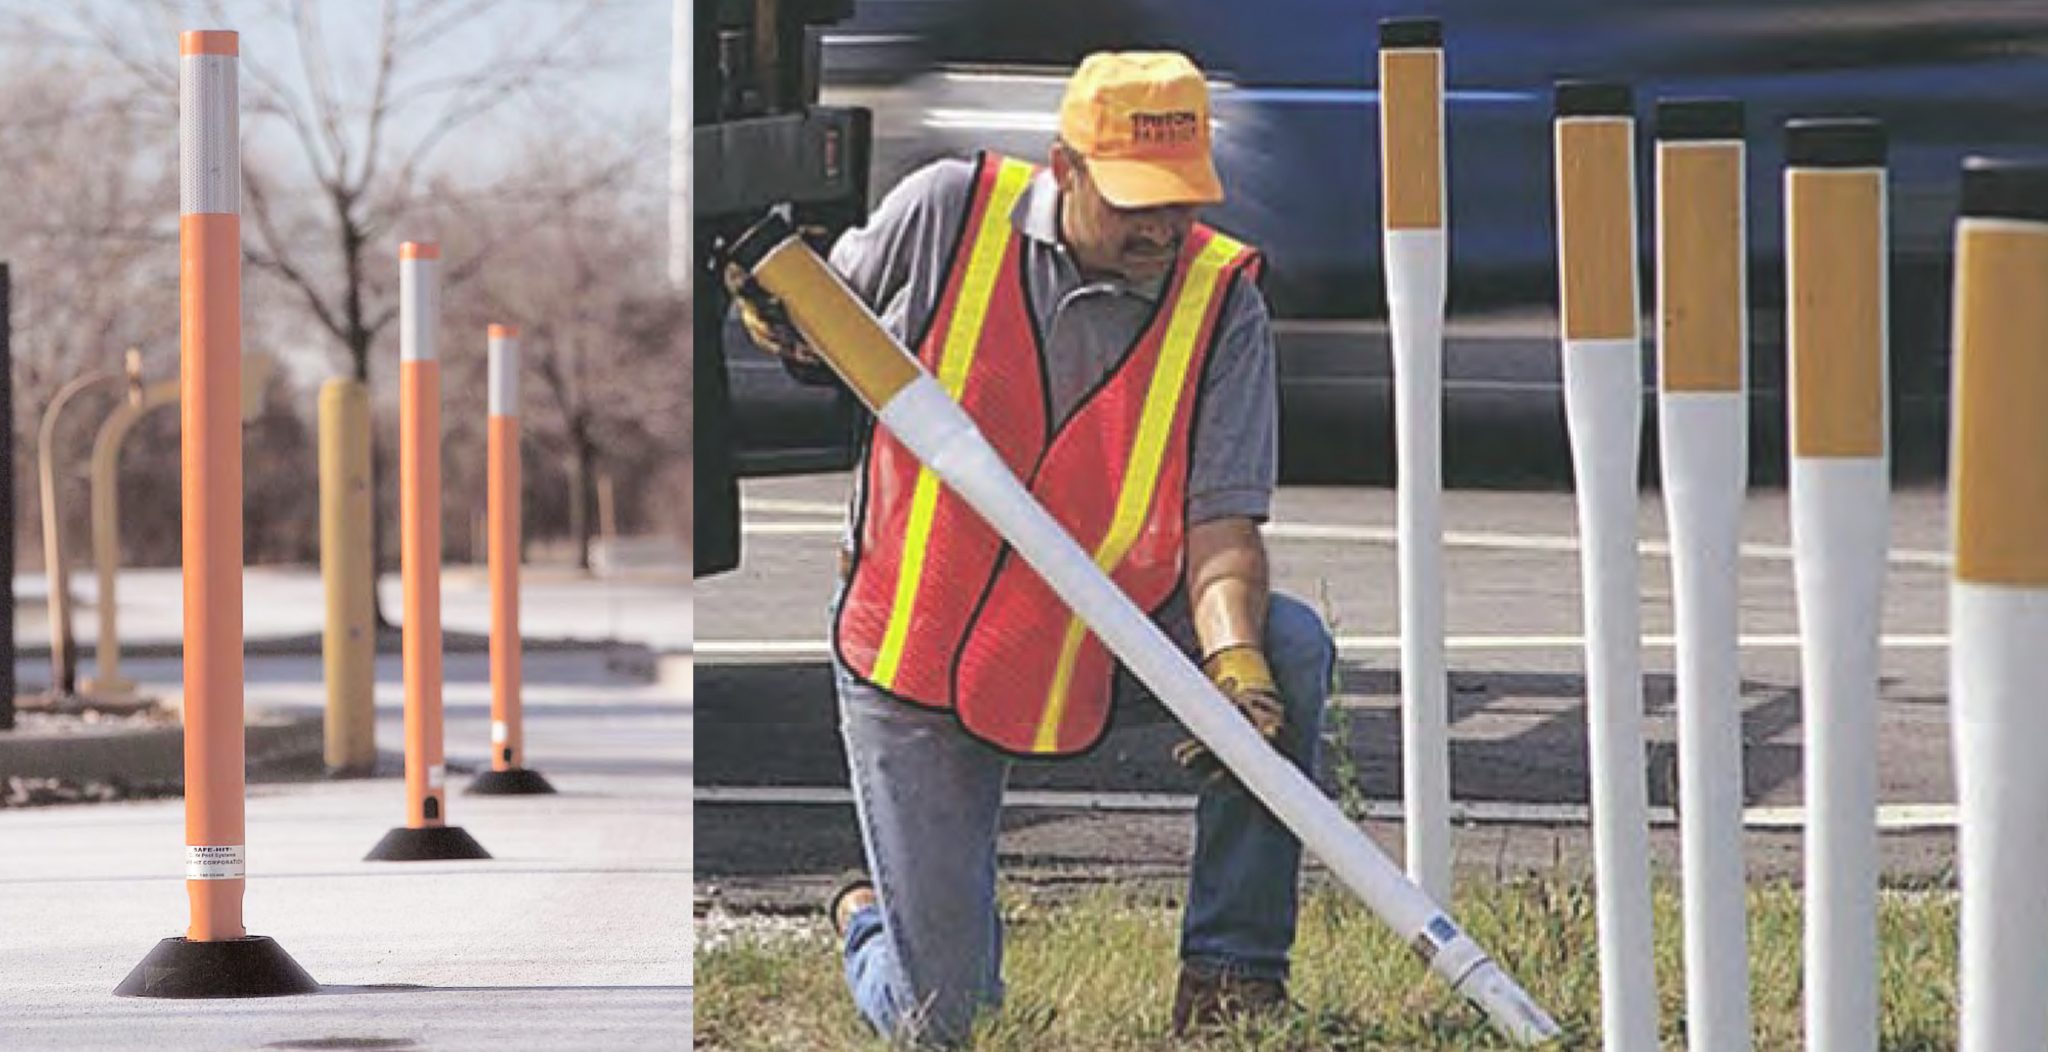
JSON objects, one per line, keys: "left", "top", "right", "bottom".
{"left": 731, "top": 51, "right": 1335, "bottom": 1045}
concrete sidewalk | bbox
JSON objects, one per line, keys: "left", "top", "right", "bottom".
{"left": 0, "top": 645, "right": 693, "bottom": 1049}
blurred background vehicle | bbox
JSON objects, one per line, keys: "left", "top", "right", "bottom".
{"left": 697, "top": 0, "right": 2048, "bottom": 574}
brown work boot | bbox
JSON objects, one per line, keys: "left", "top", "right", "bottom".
{"left": 1169, "top": 963, "right": 1290, "bottom": 1036}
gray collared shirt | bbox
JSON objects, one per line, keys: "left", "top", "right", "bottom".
{"left": 828, "top": 158, "right": 1277, "bottom": 525}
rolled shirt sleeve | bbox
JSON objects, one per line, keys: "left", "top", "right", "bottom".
{"left": 1185, "top": 271, "right": 1279, "bottom": 525}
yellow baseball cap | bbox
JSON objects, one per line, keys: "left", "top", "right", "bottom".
{"left": 1059, "top": 51, "right": 1224, "bottom": 209}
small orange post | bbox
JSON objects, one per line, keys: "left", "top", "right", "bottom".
{"left": 365, "top": 242, "right": 490, "bottom": 860}
{"left": 470, "top": 324, "right": 554, "bottom": 795}
{"left": 118, "top": 30, "right": 317, "bottom": 997}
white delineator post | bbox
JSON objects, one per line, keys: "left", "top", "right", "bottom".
{"left": 1786, "top": 118, "right": 1889, "bottom": 1052}
{"left": 1657, "top": 98, "right": 1753, "bottom": 1052}
{"left": 1948, "top": 157, "right": 2048, "bottom": 1052}
{"left": 1377, "top": 15, "right": 1452, "bottom": 905}
{"left": 731, "top": 216, "right": 1562, "bottom": 1046}
{"left": 1552, "top": 80, "right": 1659, "bottom": 1052}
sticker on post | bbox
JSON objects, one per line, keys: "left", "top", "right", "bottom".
{"left": 1410, "top": 914, "right": 1461, "bottom": 965}
{"left": 428, "top": 764, "right": 446, "bottom": 789}
{"left": 186, "top": 844, "right": 246, "bottom": 880}
{"left": 492, "top": 721, "right": 509, "bottom": 745}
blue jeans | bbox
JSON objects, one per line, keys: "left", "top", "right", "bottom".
{"left": 838, "top": 593, "right": 1334, "bottom": 1046}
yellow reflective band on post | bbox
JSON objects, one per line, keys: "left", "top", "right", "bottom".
{"left": 871, "top": 158, "right": 1036, "bottom": 688}
{"left": 1031, "top": 234, "right": 1247, "bottom": 752}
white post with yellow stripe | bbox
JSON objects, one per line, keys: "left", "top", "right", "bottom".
{"left": 1658, "top": 98, "right": 1751, "bottom": 1052}
{"left": 1949, "top": 157, "right": 2048, "bottom": 1052}
{"left": 731, "top": 214, "right": 1562, "bottom": 1046}
{"left": 1554, "top": 80, "right": 1659, "bottom": 1052}
{"left": 1378, "top": 15, "right": 1452, "bottom": 904}
{"left": 868, "top": 158, "right": 1034, "bottom": 693}
{"left": 1787, "top": 118, "right": 1889, "bottom": 1052}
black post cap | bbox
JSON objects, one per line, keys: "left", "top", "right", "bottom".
{"left": 1380, "top": 17, "right": 1442, "bottom": 49}
{"left": 1961, "top": 157, "right": 2048, "bottom": 223}
{"left": 1555, "top": 80, "right": 1633, "bottom": 119}
{"left": 1656, "top": 98, "right": 1744, "bottom": 142}
{"left": 1785, "top": 118, "right": 1887, "bottom": 168}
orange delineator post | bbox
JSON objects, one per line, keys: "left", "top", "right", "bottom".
{"left": 402, "top": 241, "right": 445, "bottom": 829}
{"left": 469, "top": 326, "right": 554, "bottom": 796}
{"left": 118, "top": 29, "right": 316, "bottom": 997}
{"left": 489, "top": 325, "right": 522, "bottom": 771}
{"left": 181, "top": 27, "right": 248, "bottom": 944}
{"left": 366, "top": 242, "right": 489, "bottom": 860}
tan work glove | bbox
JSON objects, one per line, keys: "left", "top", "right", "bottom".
{"left": 722, "top": 261, "right": 822, "bottom": 365}
{"left": 1173, "top": 644, "right": 1287, "bottom": 783}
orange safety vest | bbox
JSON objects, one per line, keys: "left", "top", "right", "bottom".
{"left": 834, "top": 152, "right": 1263, "bottom": 757}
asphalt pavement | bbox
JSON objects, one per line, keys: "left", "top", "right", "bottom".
{"left": 696, "top": 472, "right": 1958, "bottom": 909}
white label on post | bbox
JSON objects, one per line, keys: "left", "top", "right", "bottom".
{"left": 491, "top": 721, "right": 509, "bottom": 745}
{"left": 186, "top": 844, "right": 246, "bottom": 880}
{"left": 428, "top": 764, "right": 446, "bottom": 789}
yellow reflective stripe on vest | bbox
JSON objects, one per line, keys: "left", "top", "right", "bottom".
{"left": 1031, "top": 234, "right": 1249, "bottom": 752}
{"left": 872, "top": 158, "right": 1036, "bottom": 689}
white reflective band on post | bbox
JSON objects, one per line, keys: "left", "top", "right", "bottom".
{"left": 428, "top": 764, "right": 446, "bottom": 789}
{"left": 178, "top": 55, "right": 238, "bottom": 216}
{"left": 489, "top": 334, "right": 519, "bottom": 416}
{"left": 401, "top": 257, "right": 439, "bottom": 362}
{"left": 491, "top": 721, "right": 509, "bottom": 745}
{"left": 186, "top": 844, "right": 246, "bottom": 880}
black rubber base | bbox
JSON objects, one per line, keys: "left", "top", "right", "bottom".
{"left": 466, "top": 768, "right": 557, "bottom": 796}
{"left": 115, "top": 935, "right": 319, "bottom": 999}
{"left": 363, "top": 824, "right": 492, "bottom": 862}
{"left": 466, "top": 761, "right": 557, "bottom": 794}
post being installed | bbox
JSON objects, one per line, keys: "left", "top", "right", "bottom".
{"left": 730, "top": 215, "right": 1562, "bottom": 1045}
{"left": 1787, "top": 117, "right": 1889, "bottom": 1052}
{"left": 1552, "top": 80, "right": 1659, "bottom": 1052}
{"left": 1657, "top": 98, "right": 1753, "bottom": 1052}
{"left": 320, "top": 377, "right": 375, "bottom": 776}
{"left": 470, "top": 325, "right": 555, "bottom": 796}
{"left": 116, "top": 29, "right": 316, "bottom": 998}
{"left": 1950, "top": 157, "right": 2048, "bottom": 1052}
{"left": 365, "top": 242, "right": 490, "bottom": 860}
{"left": 1377, "top": 15, "right": 1451, "bottom": 904}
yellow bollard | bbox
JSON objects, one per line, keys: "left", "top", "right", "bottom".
{"left": 319, "top": 377, "right": 375, "bottom": 776}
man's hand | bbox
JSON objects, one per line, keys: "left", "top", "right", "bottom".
{"left": 1173, "top": 644, "right": 1287, "bottom": 783}
{"left": 723, "top": 262, "right": 822, "bottom": 365}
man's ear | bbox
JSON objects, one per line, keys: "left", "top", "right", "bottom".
{"left": 1050, "top": 143, "right": 1076, "bottom": 190}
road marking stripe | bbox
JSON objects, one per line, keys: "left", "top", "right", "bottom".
{"left": 695, "top": 785, "right": 1959, "bottom": 831}
{"left": 737, "top": 515, "right": 1952, "bottom": 568}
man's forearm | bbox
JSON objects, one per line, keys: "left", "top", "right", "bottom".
{"left": 1186, "top": 516, "right": 1270, "bottom": 657}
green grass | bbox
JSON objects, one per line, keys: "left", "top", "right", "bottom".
{"left": 696, "top": 878, "right": 1959, "bottom": 1051}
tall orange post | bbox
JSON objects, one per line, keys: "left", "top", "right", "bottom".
{"left": 470, "top": 324, "right": 555, "bottom": 795}
{"left": 117, "top": 30, "right": 317, "bottom": 997}
{"left": 365, "top": 242, "right": 490, "bottom": 860}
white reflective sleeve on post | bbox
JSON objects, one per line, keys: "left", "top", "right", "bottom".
{"left": 401, "top": 258, "right": 439, "bottom": 363}
{"left": 179, "top": 55, "right": 238, "bottom": 216}
{"left": 186, "top": 844, "right": 246, "bottom": 880}
{"left": 489, "top": 334, "right": 519, "bottom": 417}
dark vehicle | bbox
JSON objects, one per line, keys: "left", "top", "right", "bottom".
{"left": 699, "top": 0, "right": 2048, "bottom": 572}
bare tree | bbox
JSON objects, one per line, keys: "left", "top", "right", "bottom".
{"left": 0, "top": 54, "right": 179, "bottom": 575}
{"left": 445, "top": 141, "right": 682, "bottom": 570}
{"left": 50, "top": 0, "right": 638, "bottom": 612}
